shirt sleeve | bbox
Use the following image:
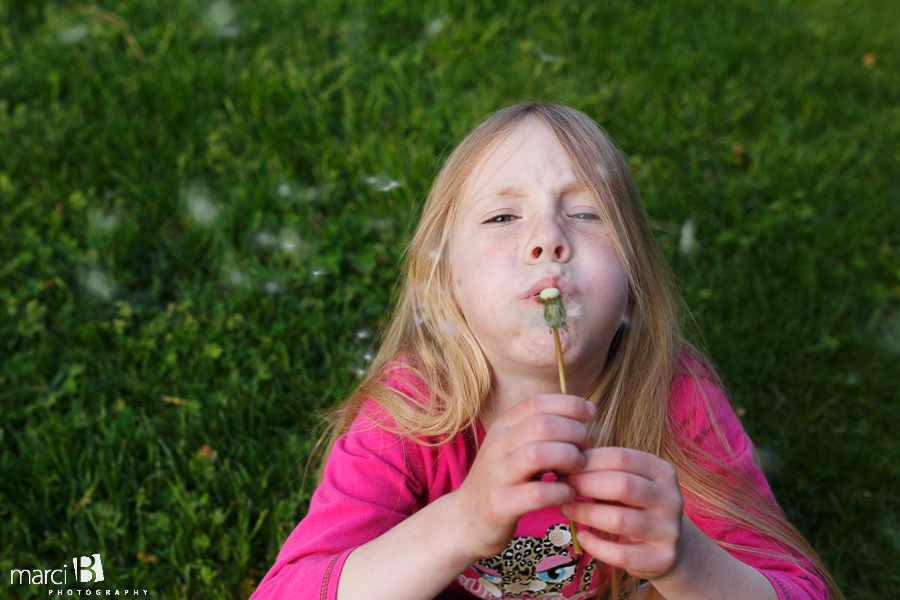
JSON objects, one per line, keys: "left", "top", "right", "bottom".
{"left": 249, "top": 398, "right": 426, "bottom": 600}
{"left": 670, "top": 369, "right": 831, "bottom": 600}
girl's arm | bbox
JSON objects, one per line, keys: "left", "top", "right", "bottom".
{"left": 336, "top": 490, "right": 478, "bottom": 600}
{"left": 562, "top": 368, "right": 831, "bottom": 600}
{"left": 645, "top": 516, "right": 777, "bottom": 600}
{"left": 563, "top": 447, "right": 777, "bottom": 600}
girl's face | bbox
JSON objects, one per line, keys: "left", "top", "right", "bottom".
{"left": 448, "top": 118, "right": 630, "bottom": 382}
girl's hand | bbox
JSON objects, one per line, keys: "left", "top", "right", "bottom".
{"left": 560, "top": 447, "right": 685, "bottom": 581}
{"left": 450, "top": 394, "right": 597, "bottom": 559}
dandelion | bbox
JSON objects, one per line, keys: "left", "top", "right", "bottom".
{"left": 279, "top": 229, "right": 306, "bottom": 256}
{"left": 262, "top": 281, "right": 280, "bottom": 294}
{"left": 679, "top": 218, "right": 698, "bottom": 254}
{"left": 254, "top": 231, "right": 276, "bottom": 247}
{"left": 355, "top": 329, "right": 370, "bottom": 339}
{"left": 425, "top": 17, "right": 444, "bottom": 37}
{"left": 58, "top": 24, "right": 90, "bottom": 45}
{"left": 84, "top": 270, "right": 115, "bottom": 300}
{"left": 354, "top": 369, "right": 367, "bottom": 378}
{"left": 88, "top": 208, "right": 119, "bottom": 233}
{"left": 312, "top": 269, "right": 328, "bottom": 278}
{"left": 535, "top": 46, "right": 560, "bottom": 63}
{"left": 296, "top": 186, "right": 322, "bottom": 203}
{"left": 277, "top": 184, "right": 292, "bottom": 197}
{"left": 876, "top": 309, "right": 900, "bottom": 354}
{"left": 364, "top": 176, "right": 403, "bottom": 192}
{"left": 366, "top": 218, "right": 394, "bottom": 230}
{"left": 204, "top": 0, "right": 240, "bottom": 38}
{"left": 862, "top": 53, "right": 876, "bottom": 68}
{"left": 184, "top": 185, "right": 220, "bottom": 227}
{"left": 438, "top": 318, "right": 459, "bottom": 336}
{"left": 536, "top": 287, "right": 582, "bottom": 554}
{"left": 227, "top": 270, "right": 246, "bottom": 286}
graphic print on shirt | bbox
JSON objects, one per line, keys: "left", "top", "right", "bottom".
{"left": 455, "top": 523, "right": 597, "bottom": 599}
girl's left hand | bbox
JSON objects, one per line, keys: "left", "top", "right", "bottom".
{"left": 560, "top": 447, "right": 686, "bottom": 582}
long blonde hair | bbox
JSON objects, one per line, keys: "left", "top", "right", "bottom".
{"left": 305, "top": 103, "right": 842, "bottom": 600}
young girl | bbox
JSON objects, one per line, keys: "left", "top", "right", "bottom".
{"left": 250, "top": 103, "right": 842, "bottom": 600}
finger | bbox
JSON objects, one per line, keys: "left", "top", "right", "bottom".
{"left": 500, "top": 481, "right": 577, "bottom": 517}
{"left": 576, "top": 529, "right": 654, "bottom": 571}
{"left": 499, "top": 394, "right": 597, "bottom": 430}
{"left": 511, "top": 441, "right": 587, "bottom": 480}
{"left": 579, "top": 447, "right": 678, "bottom": 483}
{"left": 565, "top": 470, "right": 662, "bottom": 509}
{"left": 563, "top": 501, "right": 662, "bottom": 541}
{"left": 513, "top": 413, "right": 589, "bottom": 449}
{"left": 574, "top": 529, "right": 676, "bottom": 580}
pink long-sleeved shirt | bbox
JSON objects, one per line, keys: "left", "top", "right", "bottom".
{"left": 250, "top": 353, "right": 829, "bottom": 600}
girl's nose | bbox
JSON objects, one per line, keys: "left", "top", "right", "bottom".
{"left": 524, "top": 215, "right": 571, "bottom": 262}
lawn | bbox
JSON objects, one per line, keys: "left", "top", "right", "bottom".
{"left": 1, "top": 0, "right": 898, "bottom": 598}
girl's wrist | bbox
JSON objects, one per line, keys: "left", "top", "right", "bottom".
{"left": 439, "top": 490, "right": 487, "bottom": 567}
{"left": 646, "top": 517, "right": 705, "bottom": 594}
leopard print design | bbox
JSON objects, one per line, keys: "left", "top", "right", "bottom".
{"left": 460, "top": 523, "right": 597, "bottom": 598}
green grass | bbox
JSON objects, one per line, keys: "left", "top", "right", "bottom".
{"left": 1, "top": 0, "right": 898, "bottom": 598}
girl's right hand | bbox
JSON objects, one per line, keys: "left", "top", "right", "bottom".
{"left": 450, "top": 394, "right": 597, "bottom": 559}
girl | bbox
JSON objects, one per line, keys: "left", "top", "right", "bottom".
{"left": 250, "top": 103, "right": 842, "bottom": 600}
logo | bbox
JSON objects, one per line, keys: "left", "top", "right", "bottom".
{"left": 7, "top": 555, "right": 98, "bottom": 586}
{"left": 6, "top": 552, "right": 149, "bottom": 595}
{"left": 74, "top": 554, "right": 104, "bottom": 583}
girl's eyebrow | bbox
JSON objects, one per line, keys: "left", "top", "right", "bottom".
{"left": 473, "top": 181, "right": 586, "bottom": 208}
{"left": 472, "top": 184, "right": 527, "bottom": 207}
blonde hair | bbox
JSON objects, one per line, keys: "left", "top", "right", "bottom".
{"left": 305, "top": 103, "right": 842, "bottom": 600}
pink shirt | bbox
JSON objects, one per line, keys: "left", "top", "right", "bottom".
{"left": 250, "top": 354, "right": 829, "bottom": 600}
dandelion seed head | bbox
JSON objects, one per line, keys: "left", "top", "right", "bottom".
{"left": 85, "top": 270, "right": 115, "bottom": 300}
{"left": 363, "top": 353, "right": 373, "bottom": 362}
{"left": 425, "top": 18, "right": 445, "bottom": 37}
{"left": 227, "top": 270, "right": 245, "bottom": 286}
{"left": 88, "top": 208, "right": 119, "bottom": 233}
{"left": 366, "top": 218, "right": 394, "bottom": 230}
{"left": 876, "top": 309, "right": 900, "bottom": 354}
{"left": 185, "top": 187, "right": 220, "bottom": 227}
{"left": 204, "top": 1, "right": 240, "bottom": 38}
{"left": 753, "top": 447, "right": 781, "bottom": 474}
{"left": 536, "top": 47, "right": 560, "bottom": 63}
{"left": 679, "top": 218, "right": 697, "bottom": 254}
{"left": 255, "top": 231, "right": 276, "bottom": 247}
{"left": 296, "top": 186, "right": 322, "bottom": 202}
{"left": 312, "top": 269, "right": 328, "bottom": 278}
{"left": 438, "top": 318, "right": 459, "bottom": 337}
{"left": 356, "top": 329, "right": 370, "bottom": 339}
{"left": 59, "top": 25, "right": 89, "bottom": 45}
{"left": 365, "top": 176, "right": 403, "bottom": 192}
{"left": 354, "top": 368, "right": 367, "bottom": 378}
{"left": 279, "top": 229, "right": 306, "bottom": 256}
{"left": 277, "top": 184, "right": 291, "bottom": 197}
{"left": 262, "top": 281, "right": 280, "bottom": 294}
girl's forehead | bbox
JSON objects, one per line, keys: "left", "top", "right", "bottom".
{"left": 459, "top": 120, "right": 573, "bottom": 204}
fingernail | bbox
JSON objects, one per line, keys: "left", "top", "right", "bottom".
{"left": 584, "top": 401, "right": 597, "bottom": 416}
{"left": 561, "top": 505, "right": 571, "bottom": 517}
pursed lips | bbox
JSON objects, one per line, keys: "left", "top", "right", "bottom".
{"left": 522, "top": 275, "right": 573, "bottom": 300}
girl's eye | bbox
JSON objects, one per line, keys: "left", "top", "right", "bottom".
{"left": 483, "top": 213, "right": 600, "bottom": 224}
